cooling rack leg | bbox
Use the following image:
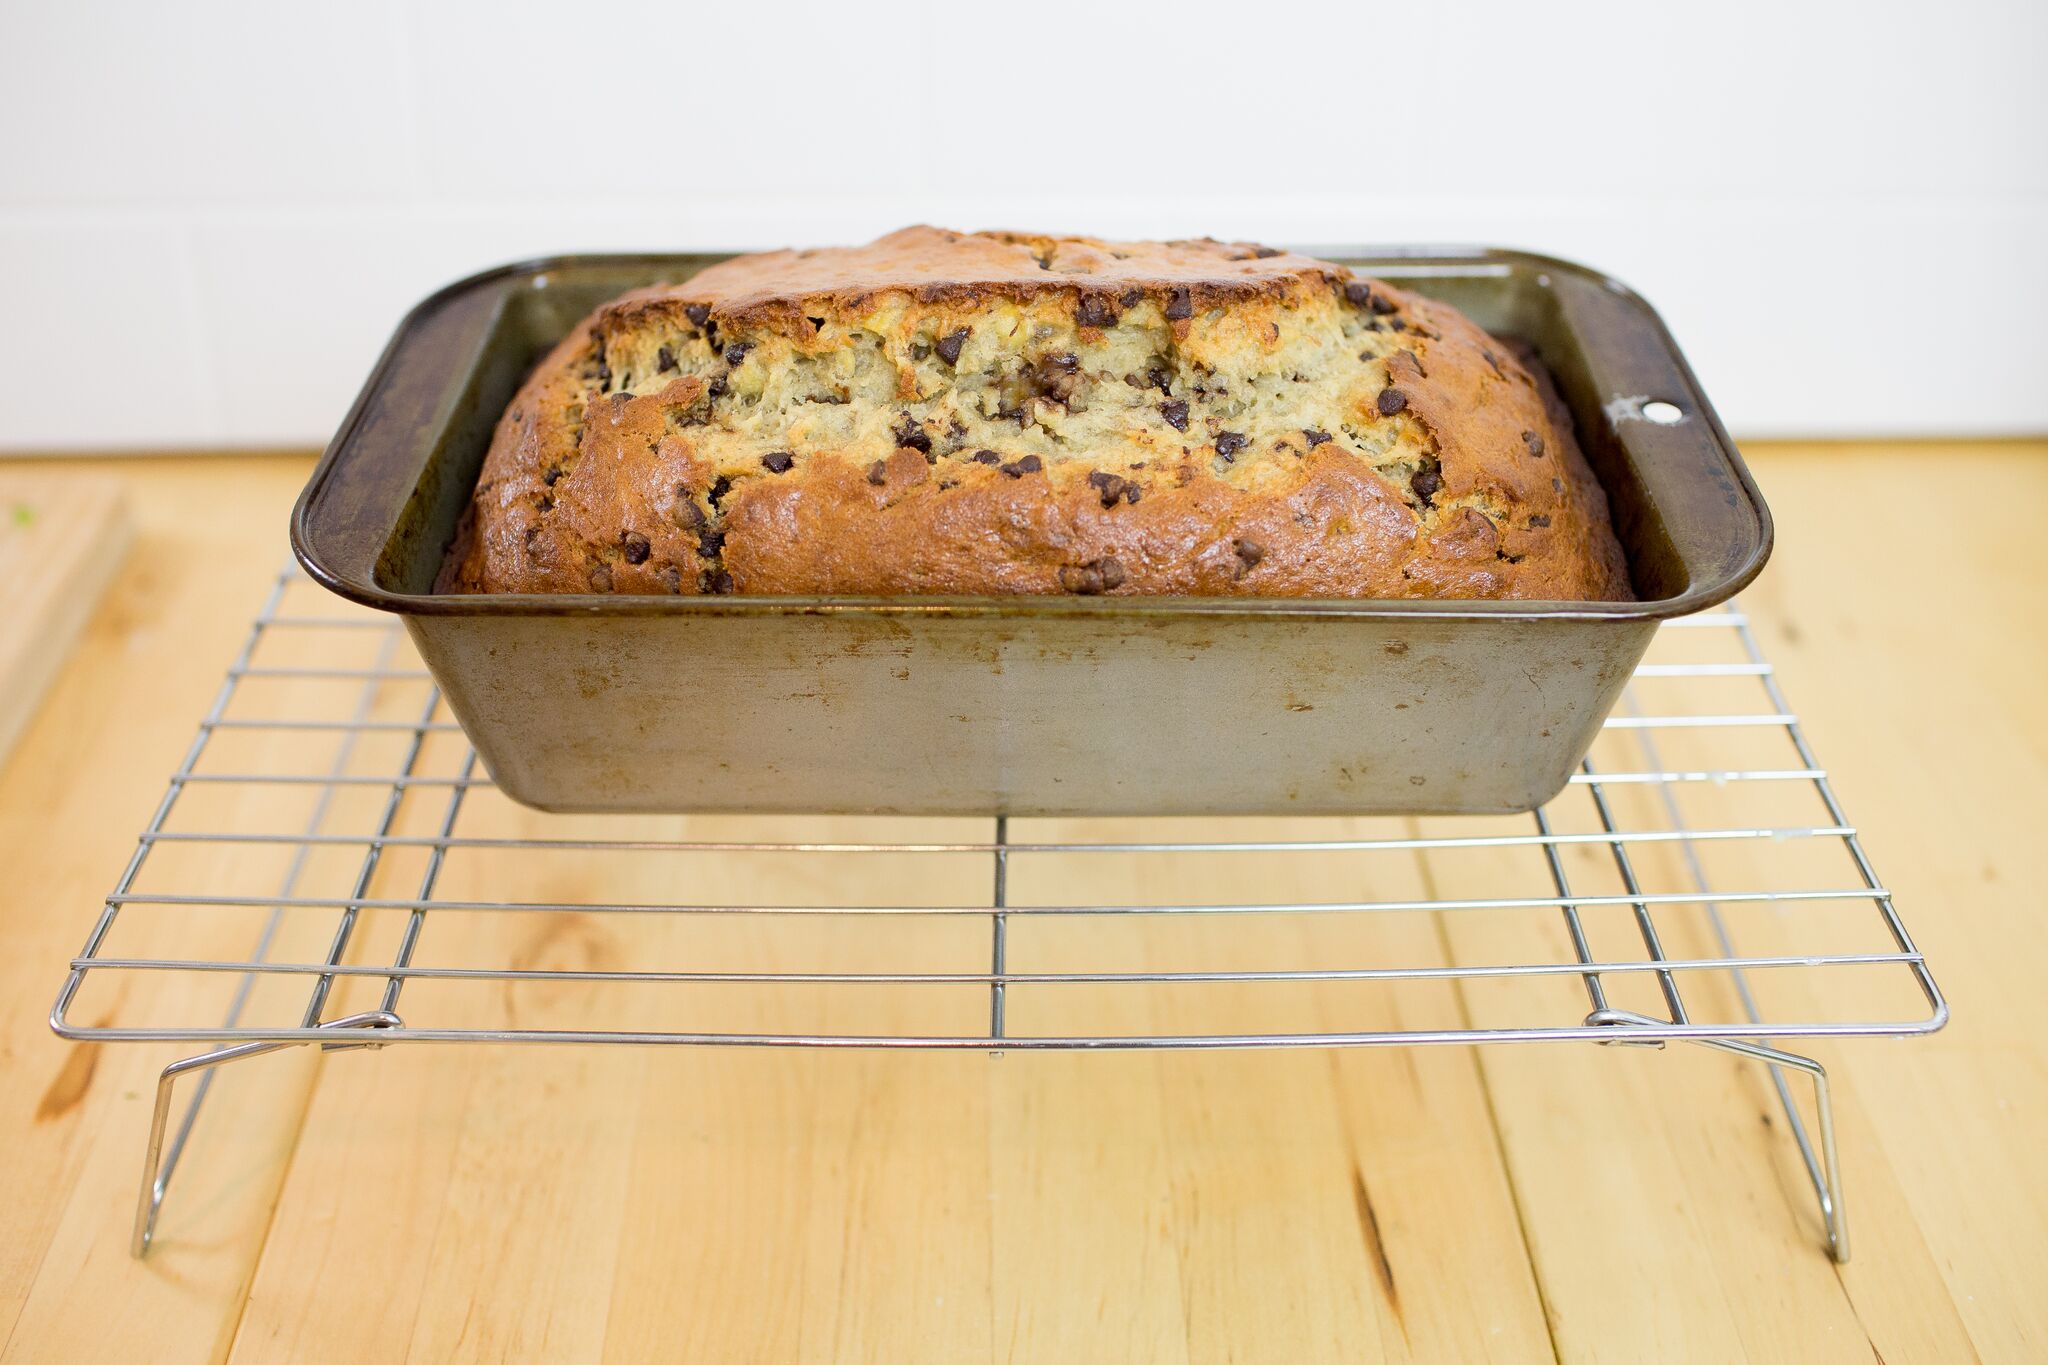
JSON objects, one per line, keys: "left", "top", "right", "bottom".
{"left": 131, "top": 1010, "right": 400, "bottom": 1258}
{"left": 1588, "top": 1008, "right": 1846, "bottom": 1259}
{"left": 134, "top": 1040, "right": 289, "bottom": 1256}
{"left": 1695, "top": 1037, "right": 1847, "bottom": 1263}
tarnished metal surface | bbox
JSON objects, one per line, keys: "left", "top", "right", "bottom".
{"left": 407, "top": 609, "right": 1643, "bottom": 815}
{"left": 295, "top": 247, "right": 1770, "bottom": 815}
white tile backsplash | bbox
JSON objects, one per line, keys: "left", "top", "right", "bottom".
{"left": 0, "top": 1, "right": 422, "bottom": 208}
{"left": 0, "top": 216, "right": 216, "bottom": 448}
{"left": 1, "top": 0, "right": 2043, "bottom": 448}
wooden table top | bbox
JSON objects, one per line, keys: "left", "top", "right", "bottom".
{"left": 2, "top": 443, "right": 2043, "bottom": 1364}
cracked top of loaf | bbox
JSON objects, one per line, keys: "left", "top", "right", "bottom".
{"left": 438, "top": 227, "right": 1632, "bottom": 600}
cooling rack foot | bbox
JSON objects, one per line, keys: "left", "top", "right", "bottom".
{"left": 131, "top": 1010, "right": 400, "bottom": 1258}
{"left": 1701, "top": 1036, "right": 1846, "bottom": 1262}
{"left": 1589, "top": 1008, "right": 1845, "bottom": 1261}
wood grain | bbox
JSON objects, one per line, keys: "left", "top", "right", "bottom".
{"left": 0, "top": 445, "right": 2042, "bottom": 1363}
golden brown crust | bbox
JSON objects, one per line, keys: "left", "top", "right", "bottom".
{"left": 440, "top": 227, "right": 1631, "bottom": 601}
{"left": 598, "top": 229, "right": 1338, "bottom": 340}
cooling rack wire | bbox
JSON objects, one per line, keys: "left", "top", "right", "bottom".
{"left": 50, "top": 566, "right": 1944, "bottom": 1260}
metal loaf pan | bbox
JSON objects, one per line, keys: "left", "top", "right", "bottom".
{"left": 292, "top": 248, "right": 1770, "bottom": 816}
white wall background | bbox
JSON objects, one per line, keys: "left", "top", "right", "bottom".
{"left": 1, "top": 0, "right": 2043, "bottom": 450}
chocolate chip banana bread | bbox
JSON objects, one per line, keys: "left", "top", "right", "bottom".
{"left": 438, "top": 228, "right": 1631, "bottom": 600}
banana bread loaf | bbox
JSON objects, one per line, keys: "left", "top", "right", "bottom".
{"left": 438, "top": 228, "right": 1631, "bottom": 600}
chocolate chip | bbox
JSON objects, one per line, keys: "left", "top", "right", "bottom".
{"left": 1160, "top": 399, "right": 1190, "bottom": 431}
{"left": 612, "top": 390, "right": 634, "bottom": 405}
{"left": 1388, "top": 318, "right": 1408, "bottom": 333}
{"left": 1000, "top": 455, "right": 1043, "bottom": 478}
{"left": 1251, "top": 245, "right": 1282, "bottom": 258}
{"left": 1075, "top": 295, "right": 1119, "bottom": 328}
{"left": 707, "top": 375, "right": 728, "bottom": 399}
{"left": 1378, "top": 388, "right": 1408, "bottom": 416}
{"left": 1215, "top": 431, "right": 1248, "bottom": 459}
{"left": 621, "top": 531, "right": 651, "bottom": 564}
{"left": 656, "top": 345, "right": 676, "bottom": 373}
{"left": 673, "top": 496, "right": 705, "bottom": 529}
{"left": 1164, "top": 287, "right": 1193, "bottom": 321}
{"left": 1145, "top": 366, "right": 1170, "bottom": 393}
{"left": 1345, "top": 282, "right": 1398, "bottom": 315}
{"left": 1521, "top": 430, "right": 1546, "bottom": 458}
{"left": 1233, "top": 537, "right": 1265, "bottom": 566}
{"left": 1123, "top": 484, "right": 1142, "bottom": 504}
{"left": 893, "top": 414, "right": 932, "bottom": 452}
{"left": 658, "top": 565, "right": 682, "bottom": 593}
{"left": 1411, "top": 459, "right": 1441, "bottom": 506}
{"left": 1033, "top": 352, "right": 1082, "bottom": 404}
{"left": 1088, "top": 470, "right": 1128, "bottom": 507}
{"left": 587, "top": 562, "right": 613, "bottom": 592}
{"left": 708, "top": 475, "right": 732, "bottom": 506}
{"left": 1058, "top": 556, "right": 1126, "bottom": 594}
{"left": 536, "top": 493, "right": 555, "bottom": 513}
{"left": 867, "top": 460, "right": 888, "bottom": 485}
{"left": 759, "top": 450, "right": 793, "bottom": 474}
{"left": 705, "top": 569, "right": 735, "bottom": 594}
{"left": 684, "top": 303, "right": 711, "bottom": 327}
{"left": 1552, "top": 477, "right": 1565, "bottom": 493}
{"left": 935, "top": 328, "right": 968, "bottom": 365}
{"left": 971, "top": 449, "right": 1001, "bottom": 465}
{"left": 723, "top": 342, "right": 752, "bottom": 366}
{"left": 1302, "top": 428, "right": 1331, "bottom": 447}
{"left": 1527, "top": 514, "right": 1551, "bottom": 528}
{"left": 1120, "top": 287, "right": 1142, "bottom": 307}
{"left": 698, "top": 527, "right": 725, "bottom": 559}
{"left": 595, "top": 362, "right": 612, "bottom": 385}
{"left": 542, "top": 465, "right": 564, "bottom": 486}
{"left": 1481, "top": 348, "right": 1505, "bottom": 379}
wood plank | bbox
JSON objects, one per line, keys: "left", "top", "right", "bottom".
{"left": 232, "top": 807, "right": 1002, "bottom": 1365}
{"left": 1000, "top": 816, "right": 1554, "bottom": 1364}
{"left": 1718, "top": 444, "right": 2048, "bottom": 1362}
{"left": 0, "top": 457, "right": 335, "bottom": 1364}
{"left": 0, "top": 472, "right": 130, "bottom": 766}
{"left": 0, "top": 444, "right": 2043, "bottom": 1362}
{"left": 1420, "top": 812, "right": 1974, "bottom": 1363}
{"left": 237, "top": 806, "right": 1555, "bottom": 1363}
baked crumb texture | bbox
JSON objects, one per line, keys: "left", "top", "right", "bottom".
{"left": 440, "top": 228, "right": 1633, "bottom": 600}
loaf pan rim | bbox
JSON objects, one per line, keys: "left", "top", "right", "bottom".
{"left": 291, "top": 244, "right": 1771, "bottom": 625}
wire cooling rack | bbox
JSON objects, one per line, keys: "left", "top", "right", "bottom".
{"left": 51, "top": 565, "right": 1944, "bottom": 1259}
